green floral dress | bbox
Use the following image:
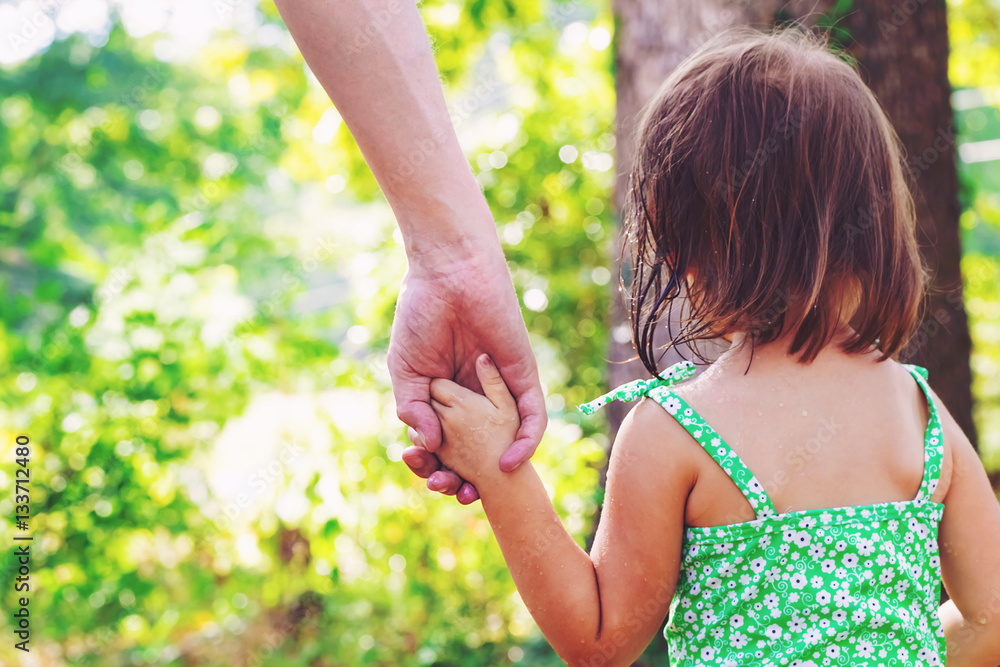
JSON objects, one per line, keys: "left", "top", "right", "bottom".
{"left": 580, "top": 360, "right": 946, "bottom": 666}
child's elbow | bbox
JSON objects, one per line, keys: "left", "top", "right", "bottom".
{"left": 557, "top": 629, "right": 646, "bottom": 667}
{"left": 561, "top": 648, "right": 635, "bottom": 667}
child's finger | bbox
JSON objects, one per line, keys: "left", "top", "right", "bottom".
{"left": 475, "top": 354, "right": 517, "bottom": 411}
{"left": 429, "top": 377, "right": 468, "bottom": 407}
{"left": 430, "top": 397, "right": 449, "bottom": 416}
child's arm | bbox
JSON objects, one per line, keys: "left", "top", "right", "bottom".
{"left": 429, "top": 355, "right": 693, "bottom": 666}
{"left": 934, "top": 395, "right": 1000, "bottom": 666}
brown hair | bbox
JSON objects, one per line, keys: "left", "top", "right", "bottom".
{"left": 625, "top": 26, "right": 927, "bottom": 374}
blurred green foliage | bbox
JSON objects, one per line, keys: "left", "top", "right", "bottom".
{"left": 0, "top": 0, "right": 997, "bottom": 665}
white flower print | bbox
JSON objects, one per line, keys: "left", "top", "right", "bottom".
{"left": 858, "top": 538, "right": 875, "bottom": 556}
{"left": 803, "top": 628, "right": 822, "bottom": 644}
{"left": 750, "top": 557, "right": 766, "bottom": 573}
{"left": 816, "top": 591, "right": 831, "bottom": 605}
{"left": 790, "top": 574, "right": 808, "bottom": 590}
{"left": 663, "top": 396, "right": 682, "bottom": 414}
{"left": 730, "top": 632, "right": 749, "bottom": 649}
{"left": 820, "top": 559, "right": 836, "bottom": 573}
{"left": 833, "top": 589, "right": 850, "bottom": 606}
{"left": 765, "top": 624, "right": 782, "bottom": 639}
{"left": 729, "top": 614, "right": 744, "bottom": 628}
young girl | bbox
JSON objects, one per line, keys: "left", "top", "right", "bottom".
{"left": 427, "top": 28, "right": 1000, "bottom": 666}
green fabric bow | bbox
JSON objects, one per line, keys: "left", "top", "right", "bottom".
{"left": 578, "top": 360, "right": 697, "bottom": 415}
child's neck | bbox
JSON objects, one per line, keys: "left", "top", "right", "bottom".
{"left": 720, "top": 325, "right": 878, "bottom": 369}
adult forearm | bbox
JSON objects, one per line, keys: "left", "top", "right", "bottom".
{"left": 274, "top": 0, "right": 497, "bottom": 258}
{"left": 940, "top": 599, "right": 1000, "bottom": 666}
{"left": 477, "top": 464, "right": 605, "bottom": 664}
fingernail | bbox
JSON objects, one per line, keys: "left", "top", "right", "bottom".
{"left": 480, "top": 354, "right": 493, "bottom": 367}
{"left": 408, "top": 427, "right": 424, "bottom": 448}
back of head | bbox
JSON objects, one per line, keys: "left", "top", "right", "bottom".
{"left": 626, "top": 26, "right": 926, "bottom": 373}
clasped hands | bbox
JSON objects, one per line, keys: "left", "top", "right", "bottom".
{"left": 389, "top": 247, "right": 545, "bottom": 503}
{"left": 424, "top": 354, "right": 523, "bottom": 491}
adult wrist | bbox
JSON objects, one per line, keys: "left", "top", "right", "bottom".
{"left": 405, "top": 226, "right": 503, "bottom": 270}
{"left": 393, "top": 183, "right": 502, "bottom": 267}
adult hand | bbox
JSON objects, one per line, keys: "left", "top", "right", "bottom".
{"left": 390, "top": 245, "right": 546, "bottom": 504}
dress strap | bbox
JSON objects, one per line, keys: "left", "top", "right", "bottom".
{"left": 579, "top": 360, "right": 778, "bottom": 520}
{"left": 645, "top": 386, "right": 778, "bottom": 519}
{"left": 902, "top": 364, "right": 944, "bottom": 502}
{"left": 578, "top": 360, "right": 697, "bottom": 415}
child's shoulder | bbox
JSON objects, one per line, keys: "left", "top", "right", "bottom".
{"left": 610, "top": 395, "right": 702, "bottom": 504}
{"left": 619, "top": 391, "right": 704, "bottom": 466}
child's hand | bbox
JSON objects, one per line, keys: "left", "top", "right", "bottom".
{"left": 429, "top": 354, "right": 521, "bottom": 488}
